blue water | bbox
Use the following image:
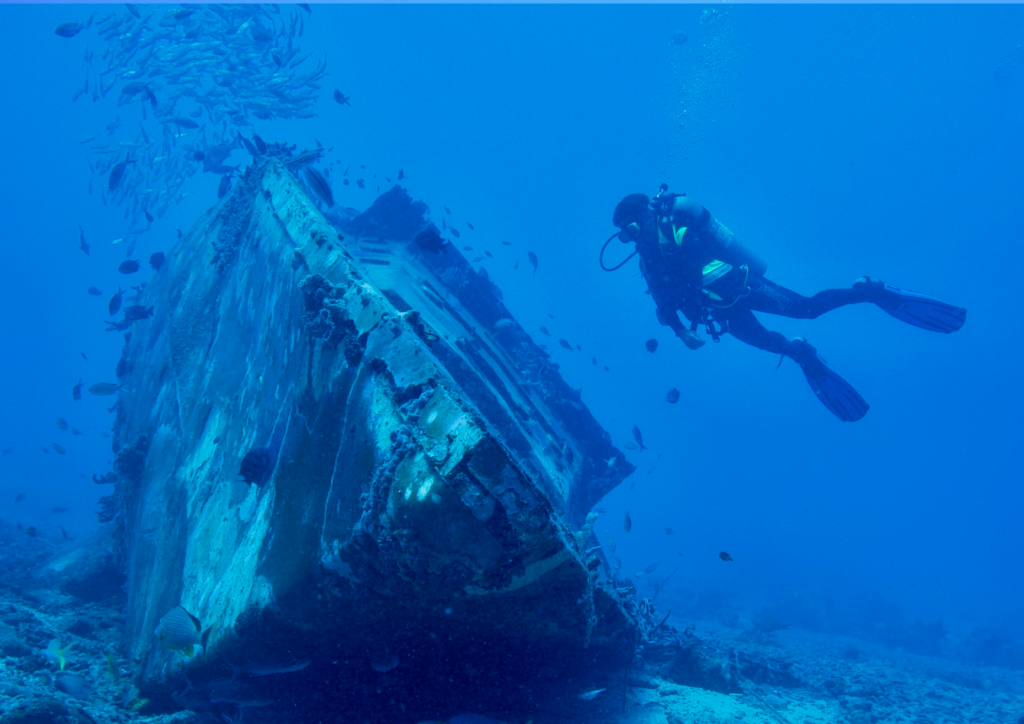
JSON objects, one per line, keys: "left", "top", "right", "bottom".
{"left": 0, "top": 3, "right": 1020, "bottom": 666}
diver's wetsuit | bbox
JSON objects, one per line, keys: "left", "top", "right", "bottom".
{"left": 719, "top": 278, "right": 866, "bottom": 356}
{"left": 636, "top": 195, "right": 870, "bottom": 358}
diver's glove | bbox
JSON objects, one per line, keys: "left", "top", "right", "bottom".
{"left": 675, "top": 326, "right": 706, "bottom": 350}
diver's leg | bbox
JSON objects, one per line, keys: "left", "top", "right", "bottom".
{"left": 722, "top": 308, "right": 800, "bottom": 357}
{"left": 724, "top": 309, "right": 869, "bottom": 421}
{"left": 745, "top": 277, "right": 867, "bottom": 320}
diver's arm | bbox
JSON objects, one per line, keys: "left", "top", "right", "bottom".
{"left": 656, "top": 307, "right": 706, "bottom": 350}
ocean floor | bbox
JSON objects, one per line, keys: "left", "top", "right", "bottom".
{"left": 1, "top": 528, "right": 1022, "bottom": 724}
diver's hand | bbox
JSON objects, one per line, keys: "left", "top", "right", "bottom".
{"left": 676, "top": 327, "right": 706, "bottom": 350}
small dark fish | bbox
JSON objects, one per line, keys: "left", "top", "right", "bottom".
{"left": 118, "top": 260, "right": 140, "bottom": 274}
{"left": 71, "top": 428, "right": 84, "bottom": 436}
{"left": 193, "top": 150, "right": 205, "bottom": 161}
{"left": 144, "top": 208, "right": 154, "bottom": 223}
{"left": 161, "top": 116, "right": 199, "bottom": 129}
{"left": 467, "top": 222, "right": 474, "bottom": 230}
{"left": 253, "top": 134, "right": 267, "bottom": 154}
{"left": 51, "top": 506, "right": 69, "bottom": 513}
{"left": 528, "top": 251, "right": 538, "bottom": 274}
{"left": 304, "top": 166, "right": 334, "bottom": 207}
{"left": 513, "top": 260, "right": 519, "bottom": 270}
{"left": 719, "top": 552, "right": 734, "bottom": 562}
{"left": 623, "top": 511, "right": 632, "bottom": 533}
{"left": 462, "top": 245, "right": 472, "bottom": 252}
{"left": 645, "top": 338, "right": 659, "bottom": 353}
{"left": 333, "top": 89, "right": 351, "bottom": 105}
{"left": 55, "top": 417, "right": 69, "bottom": 431}
{"left": 539, "top": 326, "right": 550, "bottom": 336}
{"left": 87, "top": 287, "right": 102, "bottom": 296}
{"left": 217, "top": 173, "right": 232, "bottom": 199}
{"left": 124, "top": 4, "right": 141, "bottom": 20}
{"left": 25, "top": 525, "right": 37, "bottom": 537}
{"left": 632, "top": 425, "right": 648, "bottom": 452}
{"left": 52, "top": 443, "right": 66, "bottom": 455}
{"left": 501, "top": 240, "right": 511, "bottom": 246}
{"left": 15, "top": 493, "right": 25, "bottom": 502}
{"left": 240, "top": 136, "right": 258, "bottom": 157}
{"left": 472, "top": 256, "right": 483, "bottom": 263}
{"left": 59, "top": 526, "right": 69, "bottom": 539}
{"left": 665, "top": 527, "right": 674, "bottom": 535}
{"left": 78, "top": 225, "right": 89, "bottom": 255}
{"left": 55, "top": 22, "right": 86, "bottom": 38}
{"left": 149, "top": 252, "right": 165, "bottom": 270}
{"left": 108, "top": 157, "right": 135, "bottom": 192}
{"left": 444, "top": 206, "right": 451, "bottom": 215}
{"left": 298, "top": 3, "right": 311, "bottom": 13}
{"left": 450, "top": 227, "right": 461, "bottom": 238}
{"left": 109, "top": 287, "right": 122, "bottom": 315}
{"left": 397, "top": 169, "right": 405, "bottom": 180}
{"left": 576, "top": 344, "right": 581, "bottom": 351}
{"left": 591, "top": 357, "right": 597, "bottom": 365}
{"left": 88, "top": 382, "right": 121, "bottom": 396}
{"left": 484, "top": 250, "right": 493, "bottom": 259}
{"left": 356, "top": 179, "right": 365, "bottom": 189}
{"left": 666, "top": 388, "right": 680, "bottom": 404}
{"left": 72, "top": 379, "right": 83, "bottom": 400}
{"left": 81, "top": 353, "right": 87, "bottom": 361}
{"left": 558, "top": 339, "right": 572, "bottom": 351}
{"left": 239, "top": 447, "right": 274, "bottom": 485}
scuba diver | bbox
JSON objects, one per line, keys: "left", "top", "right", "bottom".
{"left": 602, "top": 186, "right": 967, "bottom": 421}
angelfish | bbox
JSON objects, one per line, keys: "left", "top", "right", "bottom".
{"left": 155, "top": 605, "right": 212, "bottom": 657}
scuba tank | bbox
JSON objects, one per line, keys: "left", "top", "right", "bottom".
{"left": 706, "top": 219, "right": 768, "bottom": 279}
{"left": 701, "top": 259, "right": 750, "bottom": 308}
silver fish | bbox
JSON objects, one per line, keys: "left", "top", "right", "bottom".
{"left": 303, "top": 166, "right": 333, "bottom": 207}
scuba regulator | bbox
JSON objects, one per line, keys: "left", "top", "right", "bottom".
{"left": 600, "top": 184, "right": 685, "bottom": 272}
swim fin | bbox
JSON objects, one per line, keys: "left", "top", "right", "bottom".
{"left": 854, "top": 277, "right": 966, "bottom": 334}
{"left": 791, "top": 338, "right": 869, "bottom": 422}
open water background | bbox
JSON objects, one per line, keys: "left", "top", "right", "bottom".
{"left": 0, "top": 4, "right": 1020, "bottom": 658}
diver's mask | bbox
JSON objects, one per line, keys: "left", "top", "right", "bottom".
{"left": 617, "top": 222, "right": 641, "bottom": 243}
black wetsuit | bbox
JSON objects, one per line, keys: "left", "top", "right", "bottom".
{"left": 636, "top": 196, "right": 869, "bottom": 358}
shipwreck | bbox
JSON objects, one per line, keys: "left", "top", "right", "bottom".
{"left": 97, "top": 151, "right": 723, "bottom": 722}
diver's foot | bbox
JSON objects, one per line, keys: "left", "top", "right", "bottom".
{"left": 854, "top": 276, "right": 967, "bottom": 333}
{"left": 788, "top": 336, "right": 817, "bottom": 366}
{"left": 853, "top": 276, "right": 897, "bottom": 309}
